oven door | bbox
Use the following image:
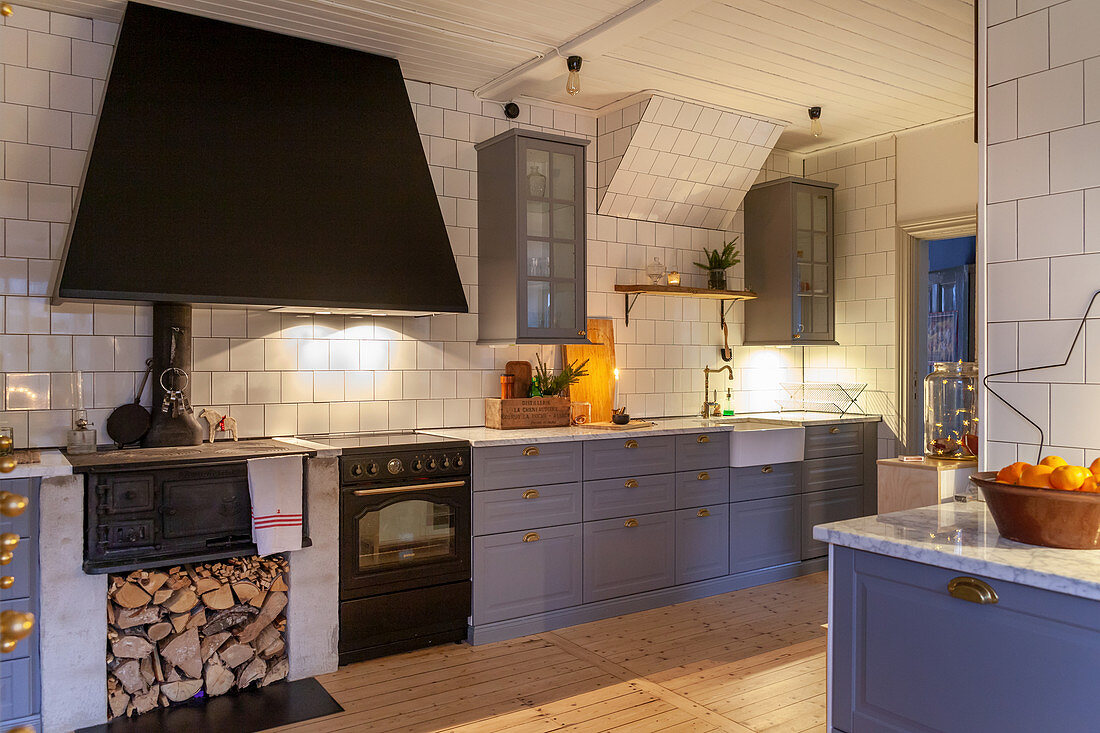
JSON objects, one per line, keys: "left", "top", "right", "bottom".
{"left": 340, "top": 479, "right": 470, "bottom": 598}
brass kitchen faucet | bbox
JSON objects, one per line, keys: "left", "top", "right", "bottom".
{"left": 701, "top": 365, "right": 733, "bottom": 417}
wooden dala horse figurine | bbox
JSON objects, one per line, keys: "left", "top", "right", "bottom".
{"left": 199, "top": 408, "right": 239, "bottom": 442}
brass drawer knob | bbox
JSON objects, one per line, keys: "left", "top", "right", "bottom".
{"left": 948, "top": 576, "right": 998, "bottom": 605}
{"left": 578, "top": 330, "right": 587, "bottom": 337}
{"left": 522, "top": 532, "right": 540, "bottom": 543}
{"left": 624, "top": 479, "right": 639, "bottom": 488}
{"left": 624, "top": 518, "right": 638, "bottom": 528}
{"left": 0, "top": 577, "right": 13, "bottom": 590}
{"left": 696, "top": 434, "right": 709, "bottom": 444}
{"left": 0, "top": 492, "right": 27, "bottom": 518}
{"left": 697, "top": 508, "right": 711, "bottom": 518}
{"left": 829, "top": 426, "right": 840, "bottom": 434}
{"left": 522, "top": 489, "right": 539, "bottom": 500}
{"left": 761, "top": 465, "right": 773, "bottom": 474}
{"left": 0, "top": 533, "right": 18, "bottom": 551}
{"left": 522, "top": 446, "right": 540, "bottom": 457}
{"left": 1, "top": 609, "right": 34, "bottom": 653}
{"left": 0, "top": 552, "right": 11, "bottom": 566}
{"left": 697, "top": 471, "right": 710, "bottom": 481}
{"left": 624, "top": 440, "right": 638, "bottom": 449}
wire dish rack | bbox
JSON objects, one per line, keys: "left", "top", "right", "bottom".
{"left": 777, "top": 382, "right": 867, "bottom": 414}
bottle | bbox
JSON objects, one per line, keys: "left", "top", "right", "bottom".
{"left": 723, "top": 388, "right": 735, "bottom": 417}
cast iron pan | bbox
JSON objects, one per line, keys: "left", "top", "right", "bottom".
{"left": 106, "top": 358, "right": 154, "bottom": 447}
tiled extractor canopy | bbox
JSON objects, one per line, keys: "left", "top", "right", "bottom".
{"left": 597, "top": 95, "right": 784, "bottom": 230}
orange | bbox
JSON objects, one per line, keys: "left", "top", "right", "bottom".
{"left": 995, "top": 462, "right": 1030, "bottom": 485}
{"left": 1080, "top": 475, "right": 1100, "bottom": 493}
{"left": 1090, "top": 458, "right": 1100, "bottom": 478}
{"left": 1040, "top": 455, "right": 1068, "bottom": 468}
{"left": 1019, "top": 464, "right": 1055, "bottom": 489}
{"left": 1050, "top": 465, "right": 1092, "bottom": 491}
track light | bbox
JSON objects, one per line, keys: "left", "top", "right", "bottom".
{"left": 566, "top": 56, "right": 582, "bottom": 96}
{"left": 808, "top": 106, "right": 822, "bottom": 138}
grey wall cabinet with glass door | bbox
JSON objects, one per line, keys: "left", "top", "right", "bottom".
{"left": 475, "top": 129, "right": 589, "bottom": 345}
{"left": 744, "top": 177, "right": 838, "bottom": 345}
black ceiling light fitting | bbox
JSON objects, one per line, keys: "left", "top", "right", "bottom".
{"left": 808, "top": 106, "right": 823, "bottom": 138}
{"left": 566, "top": 55, "right": 582, "bottom": 96}
{"left": 503, "top": 101, "right": 520, "bottom": 119}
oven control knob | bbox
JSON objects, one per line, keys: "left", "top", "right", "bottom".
{"left": 426, "top": 457, "right": 437, "bottom": 471}
{"left": 453, "top": 454, "right": 464, "bottom": 468}
{"left": 411, "top": 458, "right": 423, "bottom": 471}
{"left": 387, "top": 458, "right": 403, "bottom": 475}
{"left": 350, "top": 463, "right": 364, "bottom": 477}
{"left": 441, "top": 456, "right": 450, "bottom": 469}
{"left": 365, "top": 461, "right": 379, "bottom": 476}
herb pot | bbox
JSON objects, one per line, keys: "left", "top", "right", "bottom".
{"left": 707, "top": 269, "right": 727, "bottom": 290}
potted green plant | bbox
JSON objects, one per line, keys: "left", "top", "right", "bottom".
{"left": 532, "top": 353, "right": 590, "bottom": 397}
{"left": 694, "top": 237, "right": 741, "bottom": 290}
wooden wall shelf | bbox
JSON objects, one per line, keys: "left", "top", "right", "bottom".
{"left": 613, "top": 284, "right": 757, "bottom": 325}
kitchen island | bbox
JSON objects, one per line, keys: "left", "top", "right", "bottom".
{"left": 424, "top": 413, "right": 881, "bottom": 643}
{"left": 816, "top": 502, "right": 1100, "bottom": 733}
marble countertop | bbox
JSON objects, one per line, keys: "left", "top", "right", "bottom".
{"left": 420, "top": 412, "right": 880, "bottom": 446}
{"left": 1, "top": 450, "right": 73, "bottom": 479}
{"left": 814, "top": 502, "right": 1100, "bottom": 600}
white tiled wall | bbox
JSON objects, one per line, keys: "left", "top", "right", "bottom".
{"left": 983, "top": 0, "right": 1100, "bottom": 468}
{"left": 0, "top": 5, "right": 805, "bottom": 447}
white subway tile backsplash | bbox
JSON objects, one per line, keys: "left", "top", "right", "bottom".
{"left": 211, "top": 371, "right": 246, "bottom": 404}
{"left": 1050, "top": 121, "right": 1100, "bottom": 193}
{"left": 229, "top": 338, "right": 264, "bottom": 371}
{"left": 988, "top": 11, "right": 1049, "bottom": 86}
{"left": 1017, "top": 63, "right": 1083, "bottom": 136}
{"left": 1017, "top": 191, "right": 1083, "bottom": 258}
{"left": 1049, "top": 252, "right": 1100, "bottom": 319}
{"left": 281, "top": 371, "right": 313, "bottom": 403}
{"left": 246, "top": 371, "right": 280, "bottom": 404}
{"left": 987, "top": 135, "right": 1049, "bottom": 202}
{"left": 264, "top": 403, "right": 297, "bottom": 436}
{"left": 1049, "top": 0, "right": 1100, "bottom": 67}
{"left": 987, "top": 258, "right": 1049, "bottom": 322}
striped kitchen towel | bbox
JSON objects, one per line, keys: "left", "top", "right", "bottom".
{"left": 247, "top": 455, "right": 304, "bottom": 556}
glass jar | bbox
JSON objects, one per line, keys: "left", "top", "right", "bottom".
{"left": 924, "top": 361, "right": 978, "bottom": 460}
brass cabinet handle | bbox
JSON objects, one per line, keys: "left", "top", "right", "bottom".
{"left": 0, "top": 533, "right": 18, "bottom": 551}
{"left": 697, "top": 508, "right": 711, "bottom": 518}
{"left": 0, "top": 552, "right": 11, "bottom": 566}
{"left": 829, "top": 426, "right": 840, "bottom": 434}
{"left": 624, "top": 440, "right": 638, "bottom": 449}
{"left": 0, "top": 576, "right": 13, "bottom": 589}
{"left": 697, "top": 471, "right": 710, "bottom": 481}
{"left": 522, "top": 446, "right": 540, "bottom": 457}
{"left": 522, "top": 532, "right": 540, "bottom": 543}
{"left": 522, "top": 489, "right": 540, "bottom": 499}
{"left": 1, "top": 609, "right": 34, "bottom": 654}
{"left": 578, "top": 330, "right": 587, "bottom": 337}
{"left": 624, "top": 479, "right": 639, "bottom": 488}
{"left": 948, "top": 577, "right": 998, "bottom": 605}
{"left": 696, "top": 434, "right": 710, "bottom": 444}
{"left": 761, "top": 465, "right": 773, "bottom": 474}
{"left": 0, "top": 492, "right": 27, "bottom": 518}
{"left": 624, "top": 518, "right": 639, "bottom": 528}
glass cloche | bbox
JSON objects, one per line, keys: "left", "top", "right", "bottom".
{"left": 924, "top": 361, "right": 978, "bottom": 460}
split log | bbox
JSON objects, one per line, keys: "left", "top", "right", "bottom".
{"left": 151, "top": 646, "right": 165, "bottom": 684}
{"left": 108, "top": 689, "right": 131, "bottom": 719}
{"left": 139, "top": 656, "right": 155, "bottom": 686}
{"left": 161, "top": 628, "right": 202, "bottom": 679}
{"left": 115, "top": 605, "right": 162, "bottom": 629}
{"left": 147, "top": 622, "right": 172, "bottom": 642}
{"left": 237, "top": 592, "right": 287, "bottom": 644}
{"left": 219, "top": 642, "right": 254, "bottom": 669}
{"left": 254, "top": 625, "right": 281, "bottom": 658}
{"left": 167, "top": 575, "right": 192, "bottom": 591}
{"left": 164, "top": 588, "right": 198, "bottom": 614}
{"left": 114, "top": 659, "right": 146, "bottom": 695}
{"left": 202, "top": 584, "right": 235, "bottom": 610}
{"left": 200, "top": 631, "right": 231, "bottom": 662}
{"left": 194, "top": 577, "right": 221, "bottom": 595}
{"left": 231, "top": 581, "right": 258, "bottom": 603}
{"left": 138, "top": 572, "right": 169, "bottom": 595}
{"left": 170, "top": 612, "right": 189, "bottom": 634}
{"left": 132, "top": 685, "right": 160, "bottom": 715}
{"left": 111, "top": 636, "right": 153, "bottom": 659}
{"left": 161, "top": 679, "right": 203, "bottom": 703}
{"left": 201, "top": 605, "right": 257, "bottom": 636}
{"left": 152, "top": 588, "right": 173, "bottom": 605}
{"left": 260, "top": 639, "right": 284, "bottom": 660}
{"left": 269, "top": 574, "right": 288, "bottom": 592}
{"left": 185, "top": 607, "right": 207, "bottom": 630}
{"left": 204, "top": 656, "right": 235, "bottom": 696}
{"left": 114, "top": 582, "right": 152, "bottom": 609}
{"left": 261, "top": 656, "right": 289, "bottom": 686}
{"left": 249, "top": 589, "right": 268, "bottom": 610}
{"left": 237, "top": 656, "right": 266, "bottom": 689}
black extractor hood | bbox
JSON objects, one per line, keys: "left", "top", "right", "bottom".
{"left": 55, "top": 2, "right": 468, "bottom": 317}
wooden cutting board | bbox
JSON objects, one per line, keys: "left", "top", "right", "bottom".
{"left": 504, "top": 360, "right": 532, "bottom": 399}
{"left": 564, "top": 318, "right": 616, "bottom": 423}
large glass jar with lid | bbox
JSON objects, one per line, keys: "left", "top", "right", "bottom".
{"left": 924, "top": 361, "right": 978, "bottom": 459}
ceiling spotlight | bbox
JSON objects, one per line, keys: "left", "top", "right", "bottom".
{"left": 566, "top": 55, "right": 582, "bottom": 96}
{"left": 808, "top": 106, "right": 823, "bottom": 138}
{"left": 0, "top": 4, "right": 13, "bottom": 16}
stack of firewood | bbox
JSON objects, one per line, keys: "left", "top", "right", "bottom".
{"left": 105, "top": 556, "right": 291, "bottom": 718}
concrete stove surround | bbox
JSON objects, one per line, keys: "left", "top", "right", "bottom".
{"left": 36, "top": 454, "right": 340, "bottom": 733}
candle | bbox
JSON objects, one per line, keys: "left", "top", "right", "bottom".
{"left": 612, "top": 368, "right": 619, "bottom": 410}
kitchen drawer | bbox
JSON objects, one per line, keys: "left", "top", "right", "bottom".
{"left": 730, "top": 495, "right": 801, "bottom": 573}
{"left": 0, "top": 598, "right": 36, "bottom": 662}
{"left": 584, "top": 473, "right": 675, "bottom": 521}
{"left": 0, "top": 538, "right": 32, "bottom": 601}
{"left": 674, "top": 431, "right": 729, "bottom": 471}
{"left": 730, "top": 462, "right": 801, "bottom": 501}
{"left": 583, "top": 511, "right": 675, "bottom": 603}
{"left": 803, "top": 455, "right": 863, "bottom": 493}
{"left": 472, "top": 442, "right": 582, "bottom": 491}
{"left": 675, "top": 504, "right": 730, "bottom": 584}
{"left": 473, "top": 482, "right": 582, "bottom": 536}
{"left": 675, "top": 468, "right": 729, "bottom": 509}
{"left": 583, "top": 435, "right": 675, "bottom": 480}
{"left": 473, "top": 524, "right": 582, "bottom": 624}
{"left": 801, "top": 486, "right": 862, "bottom": 560}
{"left": 0, "top": 478, "right": 36, "bottom": 538}
{"left": 1, "top": 657, "right": 35, "bottom": 721}
{"left": 803, "top": 423, "right": 863, "bottom": 459}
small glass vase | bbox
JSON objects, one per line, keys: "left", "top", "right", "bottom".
{"left": 924, "top": 361, "right": 978, "bottom": 460}
{"left": 707, "top": 269, "right": 727, "bottom": 290}
{"left": 645, "top": 257, "right": 665, "bottom": 284}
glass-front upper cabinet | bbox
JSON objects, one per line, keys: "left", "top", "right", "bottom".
{"left": 476, "top": 129, "right": 589, "bottom": 345}
{"left": 744, "top": 177, "right": 838, "bottom": 346}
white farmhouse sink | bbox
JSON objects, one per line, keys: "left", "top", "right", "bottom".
{"left": 728, "top": 420, "right": 805, "bottom": 467}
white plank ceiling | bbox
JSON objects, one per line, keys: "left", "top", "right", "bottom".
{"left": 15, "top": 0, "right": 974, "bottom": 151}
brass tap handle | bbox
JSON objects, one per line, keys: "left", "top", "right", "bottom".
{"left": 624, "top": 440, "right": 638, "bottom": 449}
{"left": 829, "top": 426, "right": 840, "bottom": 434}
{"left": 697, "top": 508, "right": 711, "bottom": 518}
{"left": 522, "top": 446, "right": 540, "bottom": 457}
{"left": 522, "top": 532, "right": 540, "bottom": 543}
{"left": 0, "top": 576, "right": 13, "bottom": 590}
{"left": 1, "top": 609, "right": 34, "bottom": 653}
{"left": 0, "top": 492, "right": 27, "bottom": 518}
{"left": 0, "top": 533, "right": 18, "bottom": 551}
{"left": 522, "top": 489, "right": 540, "bottom": 500}
{"left": 948, "top": 577, "right": 998, "bottom": 605}
{"left": 696, "top": 434, "right": 710, "bottom": 444}
{"left": 697, "top": 472, "right": 710, "bottom": 481}
{"left": 623, "top": 518, "right": 639, "bottom": 528}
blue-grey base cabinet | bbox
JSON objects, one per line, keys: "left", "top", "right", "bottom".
{"left": 676, "top": 504, "right": 730, "bottom": 584}
{"left": 831, "top": 546, "right": 1100, "bottom": 733}
{"left": 584, "top": 512, "right": 675, "bottom": 602}
{"left": 730, "top": 495, "right": 800, "bottom": 574}
{"left": 473, "top": 524, "right": 583, "bottom": 625}
{"left": 1, "top": 477, "right": 40, "bottom": 733}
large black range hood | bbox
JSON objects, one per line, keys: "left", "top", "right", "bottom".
{"left": 55, "top": 2, "right": 467, "bottom": 317}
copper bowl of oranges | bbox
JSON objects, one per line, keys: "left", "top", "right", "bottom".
{"left": 971, "top": 458, "right": 1100, "bottom": 549}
